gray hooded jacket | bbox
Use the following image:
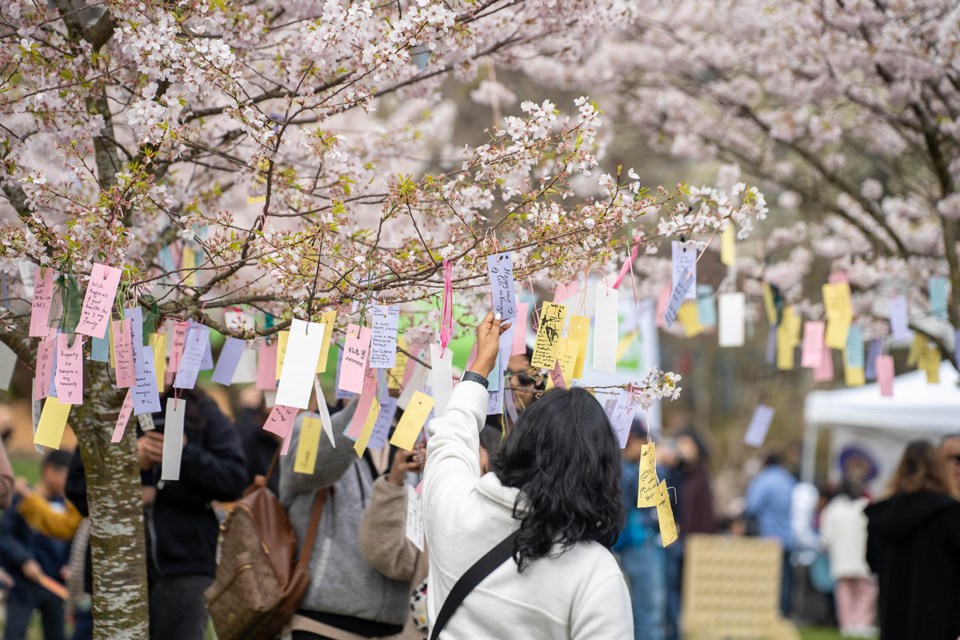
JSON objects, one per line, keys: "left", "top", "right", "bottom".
{"left": 280, "top": 401, "right": 410, "bottom": 628}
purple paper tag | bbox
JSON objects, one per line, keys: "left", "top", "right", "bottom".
{"left": 212, "top": 337, "right": 245, "bottom": 385}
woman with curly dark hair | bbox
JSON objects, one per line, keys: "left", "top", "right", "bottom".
{"left": 422, "top": 312, "right": 631, "bottom": 639}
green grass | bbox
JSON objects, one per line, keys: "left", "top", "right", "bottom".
{"left": 10, "top": 454, "right": 42, "bottom": 485}
{"left": 799, "top": 627, "right": 844, "bottom": 640}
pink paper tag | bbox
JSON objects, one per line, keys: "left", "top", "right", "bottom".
{"left": 511, "top": 302, "right": 529, "bottom": 355}
{"left": 550, "top": 360, "right": 567, "bottom": 389}
{"left": 440, "top": 261, "right": 453, "bottom": 351}
{"left": 263, "top": 404, "right": 298, "bottom": 437}
{"left": 553, "top": 281, "right": 578, "bottom": 303}
{"left": 338, "top": 324, "right": 372, "bottom": 395}
{"left": 800, "top": 321, "right": 825, "bottom": 369}
{"left": 54, "top": 334, "right": 84, "bottom": 404}
{"left": 612, "top": 244, "right": 639, "bottom": 290}
{"left": 111, "top": 391, "right": 134, "bottom": 443}
{"left": 34, "top": 335, "right": 56, "bottom": 401}
{"left": 256, "top": 342, "right": 279, "bottom": 391}
{"left": 280, "top": 421, "right": 294, "bottom": 455}
{"left": 346, "top": 368, "right": 378, "bottom": 439}
{"left": 113, "top": 320, "right": 137, "bottom": 388}
{"left": 813, "top": 343, "right": 834, "bottom": 382}
{"left": 167, "top": 321, "right": 189, "bottom": 374}
{"left": 877, "top": 355, "right": 894, "bottom": 397}
{"left": 828, "top": 271, "right": 849, "bottom": 284}
{"left": 401, "top": 342, "right": 424, "bottom": 388}
{"left": 76, "top": 264, "right": 122, "bottom": 339}
{"left": 655, "top": 283, "right": 672, "bottom": 327}
{"left": 29, "top": 267, "right": 55, "bottom": 338}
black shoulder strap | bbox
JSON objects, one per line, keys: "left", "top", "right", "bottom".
{"left": 429, "top": 531, "right": 519, "bottom": 640}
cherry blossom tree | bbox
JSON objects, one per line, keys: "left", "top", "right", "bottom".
{"left": 536, "top": 0, "right": 958, "bottom": 361}
{"left": 0, "top": 1, "right": 768, "bottom": 636}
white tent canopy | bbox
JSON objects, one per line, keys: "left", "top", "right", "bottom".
{"left": 801, "top": 361, "right": 960, "bottom": 486}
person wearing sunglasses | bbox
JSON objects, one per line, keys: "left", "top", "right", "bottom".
{"left": 507, "top": 347, "right": 544, "bottom": 410}
{"left": 941, "top": 434, "right": 960, "bottom": 489}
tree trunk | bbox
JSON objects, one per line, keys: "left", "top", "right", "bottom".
{"left": 74, "top": 368, "right": 150, "bottom": 640}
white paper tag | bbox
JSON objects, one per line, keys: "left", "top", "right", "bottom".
{"left": 314, "top": 376, "right": 336, "bottom": 447}
{"left": 718, "top": 292, "right": 746, "bottom": 347}
{"left": 161, "top": 398, "right": 186, "bottom": 481}
{"left": 405, "top": 486, "right": 425, "bottom": 551}
{"left": 398, "top": 364, "right": 429, "bottom": 411}
{"left": 593, "top": 285, "right": 619, "bottom": 373}
{"left": 0, "top": 341, "right": 17, "bottom": 391}
{"left": 672, "top": 241, "right": 697, "bottom": 300}
{"left": 429, "top": 344, "right": 454, "bottom": 415}
{"left": 276, "top": 319, "right": 325, "bottom": 409}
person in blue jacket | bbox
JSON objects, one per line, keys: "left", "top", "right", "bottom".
{"left": 745, "top": 452, "right": 797, "bottom": 616}
{"left": 0, "top": 450, "right": 73, "bottom": 640}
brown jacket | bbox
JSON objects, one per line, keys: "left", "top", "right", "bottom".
{"left": 0, "top": 441, "right": 13, "bottom": 509}
{"left": 359, "top": 477, "right": 428, "bottom": 640}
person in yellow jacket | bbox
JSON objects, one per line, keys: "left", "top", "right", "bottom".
{"left": 15, "top": 477, "right": 82, "bottom": 541}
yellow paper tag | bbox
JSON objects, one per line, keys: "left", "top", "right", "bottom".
{"left": 567, "top": 315, "right": 590, "bottom": 380}
{"left": 390, "top": 391, "right": 434, "bottom": 451}
{"left": 388, "top": 337, "right": 409, "bottom": 390}
{"left": 354, "top": 398, "right": 382, "bottom": 458}
{"left": 637, "top": 443, "right": 659, "bottom": 508}
{"left": 677, "top": 303, "right": 703, "bottom": 337}
{"left": 316, "top": 311, "right": 337, "bottom": 374}
{"left": 530, "top": 302, "right": 568, "bottom": 369}
{"left": 152, "top": 333, "right": 167, "bottom": 389}
{"left": 776, "top": 324, "right": 794, "bottom": 370}
{"left": 843, "top": 363, "right": 866, "bottom": 387}
{"left": 182, "top": 246, "right": 196, "bottom": 287}
{"left": 919, "top": 346, "right": 941, "bottom": 383}
{"left": 720, "top": 224, "right": 736, "bottom": 266}
{"left": 656, "top": 480, "right": 679, "bottom": 548}
{"left": 545, "top": 339, "right": 579, "bottom": 390}
{"left": 276, "top": 330, "right": 290, "bottom": 380}
{"left": 108, "top": 319, "right": 117, "bottom": 368}
{"left": 35, "top": 397, "right": 71, "bottom": 449}
{"left": 824, "top": 315, "right": 852, "bottom": 350}
{"left": 822, "top": 282, "right": 853, "bottom": 319}
{"left": 782, "top": 306, "right": 802, "bottom": 346}
{"left": 762, "top": 283, "right": 777, "bottom": 326}
{"left": 294, "top": 416, "right": 323, "bottom": 475}
{"left": 906, "top": 334, "right": 926, "bottom": 368}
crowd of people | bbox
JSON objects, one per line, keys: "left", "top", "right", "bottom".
{"left": 0, "top": 314, "right": 956, "bottom": 640}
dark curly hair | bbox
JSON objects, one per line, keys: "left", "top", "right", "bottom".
{"left": 492, "top": 387, "right": 625, "bottom": 572}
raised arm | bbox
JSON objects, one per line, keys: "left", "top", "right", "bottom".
{"left": 280, "top": 400, "right": 359, "bottom": 503}
{"left": 423, "top": 313, "right": 507, "bottom": 531}
{"left": 359, "top": 471, "right": 420, "bottom": 582}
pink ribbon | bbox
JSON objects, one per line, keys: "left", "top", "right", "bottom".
{"left": 612, "top": 244, "right": 639, "bottom": 290}
{"left": 440, "top": 260, "right": 453, "bottom": 354}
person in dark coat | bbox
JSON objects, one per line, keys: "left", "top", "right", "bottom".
{"left": 67, "top": 386, "right": 247, "bottom": 640}
{"left": 865, "top": 440, "right": 960, "bottom": 640}
{"left": 235, "top": 387, "right": 279, "bottom": 493}
{"left": 662, "top": 430, "right": 715, "bottom": 640}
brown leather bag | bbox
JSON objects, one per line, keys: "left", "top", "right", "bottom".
{"left": 204, "top": 451, "right": 327, "bottom": 640}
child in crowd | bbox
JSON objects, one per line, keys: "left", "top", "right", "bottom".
{"left": 0, "top": 450, "right": 73, "bottom": 640}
